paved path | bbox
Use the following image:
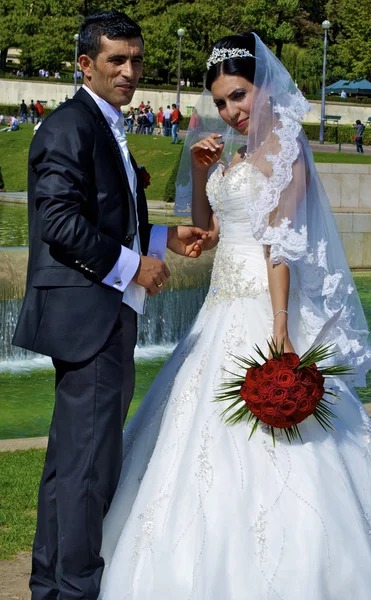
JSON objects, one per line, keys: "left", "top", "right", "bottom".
{"left": 1, "top": 402, "right": 370, "bottom": 452}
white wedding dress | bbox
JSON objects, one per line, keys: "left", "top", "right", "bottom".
{"left": 100, "top": 162, "right": 371, "bottom": 600}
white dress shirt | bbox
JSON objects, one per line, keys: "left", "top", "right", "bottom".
{"left": 82, "top": 85, "right": 167, "bottom": 314}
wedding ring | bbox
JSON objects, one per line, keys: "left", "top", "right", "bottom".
{"left": 157, "top": 282, "right": 163, "bottom": 288}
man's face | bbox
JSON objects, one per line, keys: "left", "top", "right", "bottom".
{"left": 80, "top": 35, "right": 143, "bottom": 109}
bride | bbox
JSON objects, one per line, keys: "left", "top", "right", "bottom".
{"left": 99, "top": 33, "right": 371, "bottom": 599}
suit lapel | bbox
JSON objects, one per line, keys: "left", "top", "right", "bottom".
{"left": 74, "top": 88, "right": 136, "bottom": 215}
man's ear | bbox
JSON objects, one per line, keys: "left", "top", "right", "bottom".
{"left": 79, "top": 54, "right": 93, "bottom": 80}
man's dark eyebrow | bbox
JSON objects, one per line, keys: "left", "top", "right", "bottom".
{"left": 107, "top": 53, "right": 144, "bottom": 61}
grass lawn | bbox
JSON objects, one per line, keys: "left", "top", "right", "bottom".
{"left": 312, "top": 151, "right": 371, "bottom": 164}
{"left": 0, "top": 124, "right": 370, "bottom": 196}
{"left": 0, "top": 449, "right": 42, "bottom": 559}
{"left": 0, "top": 124, "right": 182, "bottom": 200}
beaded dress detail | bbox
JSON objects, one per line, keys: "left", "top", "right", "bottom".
{"left": 99, "top": 161, "right": 371, "bottom": 600}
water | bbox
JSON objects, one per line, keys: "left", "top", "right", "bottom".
{"left": 0, "top": 287, "right": 208, "bottom": 366}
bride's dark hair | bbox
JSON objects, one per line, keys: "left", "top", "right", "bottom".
{"left": 205, "top": 33, "right": 256, "bottom": 91}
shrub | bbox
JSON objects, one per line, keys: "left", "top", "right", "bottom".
{"left": 164, "top": 147, "right": 183, "bottom": 202}
{"left": 302, "top": 123, "right": 371, "bottom": 145}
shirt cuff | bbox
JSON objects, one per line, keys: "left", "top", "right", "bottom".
{"left": 102, "top": 246, "right": 140, "bottom": 293}
{"left": 148, "top": 225, "right": 168, "bottom": 260}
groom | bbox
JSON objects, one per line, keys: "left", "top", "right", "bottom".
{"left": 12, "top": 10, "right": 208, "bottom": 600}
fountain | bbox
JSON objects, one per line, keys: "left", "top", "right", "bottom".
{"left": 0, "top": 246, "right": 214, "bottom": 369}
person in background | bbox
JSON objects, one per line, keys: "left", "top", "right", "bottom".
{"left": 125, "top": 107, "right": 135, "bottom": 133}
{"left": 35, "top": 100, "right": 44, "bottom": 123}
{"left": 54, "top": 71, "right": 61, "bottom": 79}
{"left": 147, "top": 107, "right": 155, "bottom": 134}
{"left": 156, "top": 106, "right": 164, "bottom": 135}
{"left": 163, "top": 104, "right": 172, "bottom": 137}
{"left": 29, "top": 100, "right": 36, "bottom": 124}
{"left": 340, "top": 89, "right": 347, "bottom": 99}
{"left": 20, "top": 99, "right": 27, "bottom": 122}
{"left": 353, "top": 119, "right": 365, "bottom": 154}
{"left": 170, "top": 102, "right": 181, "bottom": 144}
{"left": 139, "top": 100, "right": 145, "bottom": 110}
{"left": 1, "top": 113, "right": 20, "bottom": 132}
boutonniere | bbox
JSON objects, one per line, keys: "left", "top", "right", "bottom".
{"left": 137, "top": 165, "right": 151, "bottom": 189}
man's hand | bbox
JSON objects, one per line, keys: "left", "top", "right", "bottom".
{"left": 167, "top": 226, "right": 210, "bottom": 258}
{"left": 133, "top": 255, "right": 170, "bottom": 296}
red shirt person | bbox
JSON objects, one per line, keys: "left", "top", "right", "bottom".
{"left": 157, "top": 107, "right": 164, "bottom": 135}
{"left": 170, "top": 103, "right": 181, "bottom": 144}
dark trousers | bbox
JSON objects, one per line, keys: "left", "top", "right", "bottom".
{"left": 164, "top": 119, "right": 171, "bottom": 137}
{"left": 30, "top": 304, "right": 137, "bottom": 600}
{"left": 356, "top": 137, "right": 364, "bottom": 154}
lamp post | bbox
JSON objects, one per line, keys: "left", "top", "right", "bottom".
{"left": 176, "top": 28, "right": 185, "bottom": 109}
{"left": 73, "top": 33, "right": 79, "bottom": 96}
{"left": 319, "top": 20, "right": 331, "bottom": 144}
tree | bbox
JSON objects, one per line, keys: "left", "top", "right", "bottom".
{"left": 327, "top": 0, "right": 371, "bottom": 79}
{"left": 0, "top": 0, "right": 22, "bottom": 73}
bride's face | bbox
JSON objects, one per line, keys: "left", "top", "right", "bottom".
{"left": 211, "top": 74, "right": 255, "bottom": 136}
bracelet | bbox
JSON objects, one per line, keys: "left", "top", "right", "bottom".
{"left": 273, "top": 309, "right": 288, "bottom": 319}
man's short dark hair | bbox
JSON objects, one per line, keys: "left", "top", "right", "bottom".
{"left": 79, "top": 9, "right": 143, "bottom": 60}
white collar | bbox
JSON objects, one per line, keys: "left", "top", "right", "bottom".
{"left": 82, "top": 84, "right": 122, "bottom": 127}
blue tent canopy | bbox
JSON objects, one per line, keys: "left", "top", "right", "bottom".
{"left": 325, "top": 79, "right": 371, "bottom": 96}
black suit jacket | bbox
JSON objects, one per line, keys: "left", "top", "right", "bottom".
{"left": 13, "top": 88, "right": 152, "bottom": 362}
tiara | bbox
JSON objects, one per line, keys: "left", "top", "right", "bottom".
{"left": 206, "top": 47, "right": 255, "bottom": 70}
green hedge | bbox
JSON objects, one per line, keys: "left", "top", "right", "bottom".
{"left": 304, "top": 94, "right": 371, "bottom": 105}
{"left": 302, "top": 123, "right": 371, "bottom": 145}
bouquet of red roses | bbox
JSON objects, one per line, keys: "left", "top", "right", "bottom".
{"left": 216, "top": 341, "right": 353, "bottom": 444}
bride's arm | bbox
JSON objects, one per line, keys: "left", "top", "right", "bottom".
{"left": 191, "top": 134, "right": 223, "bottom": 250}
{"left": 265, "top": 252, "right": 296, "bottom": 353}
{"left": 191, "top": 170, "right": 219, "bottom": 250}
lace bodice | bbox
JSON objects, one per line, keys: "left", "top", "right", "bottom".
{"left": 205, "top": 162, "right": 269, "bottom": 308}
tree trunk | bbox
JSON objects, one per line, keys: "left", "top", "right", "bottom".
{"left": 275, "top": 40, "right": 284, "bottom": 60}
{"left": 0, "top": 47, "right": 8, "bottom": 74}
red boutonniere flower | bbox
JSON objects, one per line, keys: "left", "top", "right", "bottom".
{"left": 138, "top": 165, "right": 151, "bottom": 189}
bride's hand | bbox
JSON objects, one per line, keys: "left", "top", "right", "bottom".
{"left": 190, "top": 134, "right": 224, "bottom": 172}
{"left": 269, "top": 334, "right": 296, "bottom": 357}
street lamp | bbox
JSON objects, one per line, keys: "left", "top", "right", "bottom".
{"left": 73, "top": 33, "right": 79, "bottom": 96}
{"left": 176, "top": 28, "right": 185, "bottom": 109}
{"left": 319, "top": 20, "right": 331, "bottom": 145}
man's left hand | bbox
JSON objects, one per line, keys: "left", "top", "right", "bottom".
{"left": 167, "top": 226, "right": 210, "bottom": 258}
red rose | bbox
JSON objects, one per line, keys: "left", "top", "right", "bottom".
{"left": 289, "top": 383, "right": 307, "bottom": 400}
{"left": 270, "top": 387, "right": 288, "bottom": 402}
{"left": 274, "top": 369, "right": 296, "bottom": 388}
{"left": 240, "top": 384, "right": 260, "bottom": 403}
{"left": 245, "top": 367, "right": 260, "bottom": 385}
{"left": 260, "top": 359, "right": 281, "bottom": 380}
{"left": 260, "top": 380, "right": 274, "bottom": 395}
{"left": 305, "top": 383, "right": 323, "bottom": 403}
{"left": 240, "top": 382, "right": 249, "bottom": 401}
{"left": 297, "top": 398, "right": 314, "bottom": 413}
{"left": 262, "top": 402, "right": 277, "bottom": 416}
{"left": 279, "top": 400, "right": 297, "bottom": 417}
{"left": 279, "top": 353, "right": 301, "bottom": 370}
{"left": 139, "top": 166, "right": 151, "bottom": 189}
{"left": 297, "top": 367, "right": 317, "bottom": 385}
